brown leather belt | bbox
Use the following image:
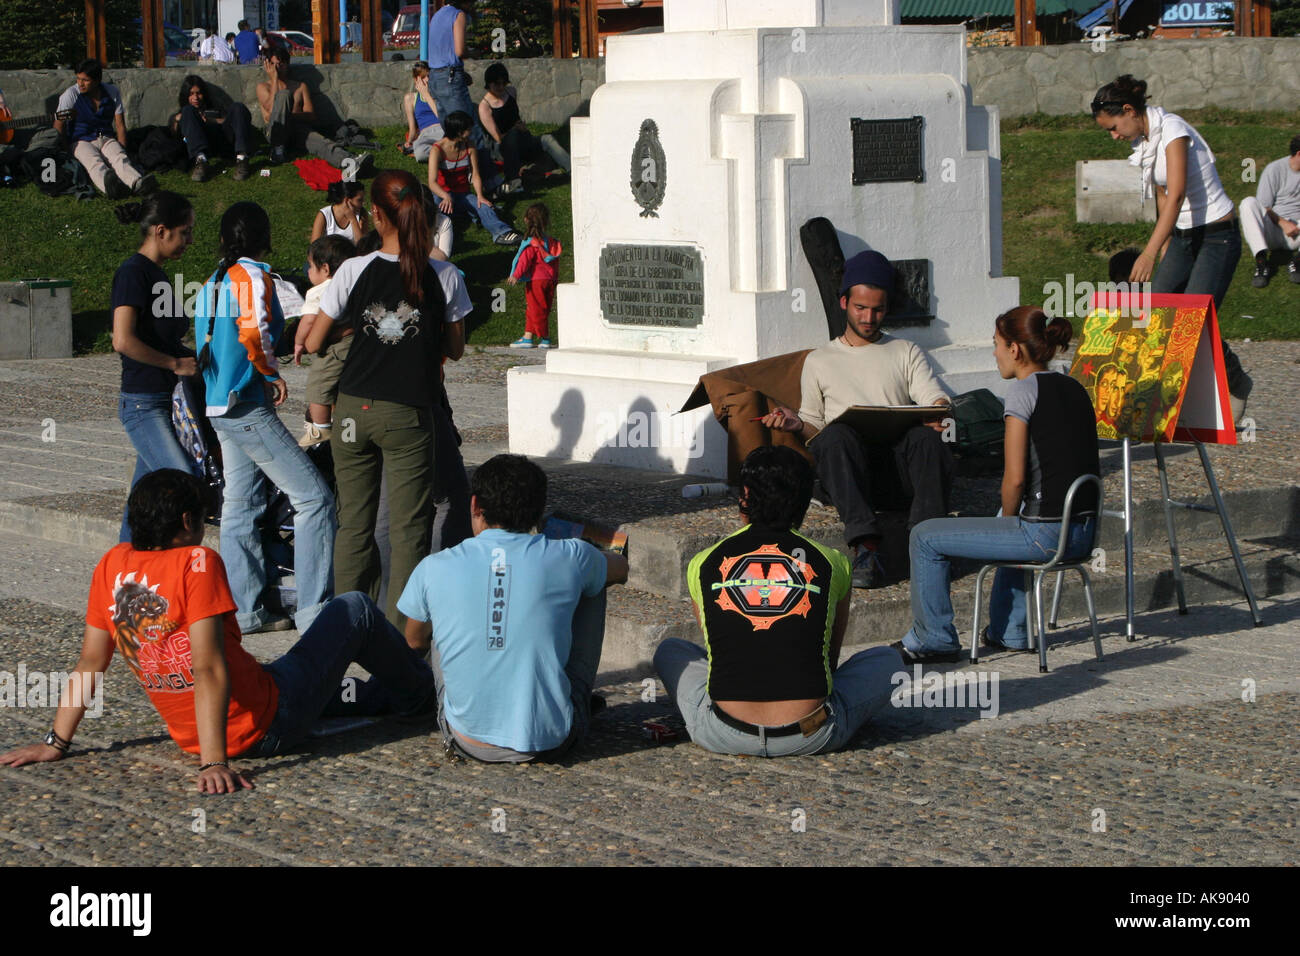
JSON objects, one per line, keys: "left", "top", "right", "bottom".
{"left": 710, "top": 702, "right": 830, "bottom": 738}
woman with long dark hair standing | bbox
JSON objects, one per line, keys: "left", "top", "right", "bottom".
{"left": 112, "top": 190, "right": 198, "bottom": 542}
{"left": 1091, "top": 74, "right": 1252, "bottom": 420}
{"left": 306, "top": 170, "right": 460, "bottom": 629}
{"left": 894, "top": 307, "right": 1100, "bottom": 663}
{"left": 195, "top": 201, "right": 336, "bottom": 634}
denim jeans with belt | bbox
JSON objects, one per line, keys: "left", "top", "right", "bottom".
{"left": 243, "top": 591, "right": 435, "bottom": 757}
{"left": 427, "top": 67, "right": 489, "bottom": 153}
{"left": 118, "top": 391, "right": 197, "bottom": 543}
{"left": 902, "top": 515, "right": 1096, "bottom": 653}
{"left": 653, "top": 639, "right": 903, "bottom": 757}
{"left": 1152, "top": 220, "right": 1248, "bottom": 397}
{"left": 208, "top": 401, "right": 336, "bottom": 634}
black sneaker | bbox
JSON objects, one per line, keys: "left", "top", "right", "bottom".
{"left": 1290, "top": 256, "right": 1300, "bottom": 285}
{"left": 191, "top": 159, "right": 209, "bottom": 183}
{"left": 494, "top": 229, "right": 523, "bottom": 246}
{"left": 102, "top": 170, "right": 130, "bottom": 200}
{"left": 232, "top": 157, "right": 251, "bottom": 182}
{"left": 270, "top": 146, "right": 287, "bottom": 165}
{"left": 980, "top": 627, "right": 1031, "bottom": 654}
{"left": 889, "top": 639, "right": 964, "bottom": 665}
{"left": 851, "top": 546, "right": 886, "bottom": 589}
{"left": 132, "top": 172, "right": 157, "bottom": 196}
{"left": 495, "top": 177, "right": 525, "bottom": 198}
{"left": 1252, "top": 260, "right": 1274, "bottom": 288}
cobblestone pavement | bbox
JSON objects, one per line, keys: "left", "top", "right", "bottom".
{"left": 0, "top": 347, "right": 1295, "bottom": 866}
{"left": 0, "top": 534, "right": 1295, "bottom": 866}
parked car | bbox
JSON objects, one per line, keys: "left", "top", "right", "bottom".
{"left": 133, "top": 19, "right": 196, "bottom": 56}
{"left": 164, "top": 25, "right": 195, "bottom": 55}
{"left": 268, "top": 30, "right": 315, "bottom": 54}
{"left": 390, "top": 5, "right": 422, "bottom": 46}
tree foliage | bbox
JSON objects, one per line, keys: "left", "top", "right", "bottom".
{"left": 1274, "top": 0, "right": 1300, "bottom": 37}
{"left": 467, "top": 0, "right": 559, "bottom": 58}
{"left": 0, "top": 0, "right": 144, "bottom": 70}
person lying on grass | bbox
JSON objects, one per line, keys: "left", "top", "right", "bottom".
{"left": 0, "top": 469, "right": 435, "bottom": 794}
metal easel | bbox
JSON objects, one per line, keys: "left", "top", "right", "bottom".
{"left": 1074, "top": 436, "right": 1264, "bottom": 641}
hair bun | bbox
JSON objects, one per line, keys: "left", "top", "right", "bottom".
{"left": 1045, "top": 316, "right": 1074, "bottom": 349}
{"left": 1116, "top": 74, "right": 1147, "bottom": 98}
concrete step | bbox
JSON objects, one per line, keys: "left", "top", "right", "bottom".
{"left": 596, "top": 534, "right": 1299, "bottom": 680}
{"left": 1, "top": 472, "right": 1295, "bottom": 611}
{"left": 617, "top": 483, "right": 1299, "bottom": 602}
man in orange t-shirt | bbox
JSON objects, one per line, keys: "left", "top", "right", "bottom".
{"left": 0, "top": 469, "right": 435, "bottom": 794}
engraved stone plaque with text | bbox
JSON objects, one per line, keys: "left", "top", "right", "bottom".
{"left": 599, "top": 244, "right": 705, "bottom": 328}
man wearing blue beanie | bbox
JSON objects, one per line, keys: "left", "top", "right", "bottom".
{"left": 762, "top": 250, "right": 953, "bottom": 593}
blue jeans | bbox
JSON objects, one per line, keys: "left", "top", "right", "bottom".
{"left": 118, "top": 391, "right": 197, "bottom": 543}
{"left": 653, "top": 639, "right": 903, "bottom": 756}
{"left": 450, "top": 191, "right": 512, "bottom": 239}
{"left": 427, "top": 67, "right": 489, "bottom": 153}
{"left": 1152, "top": 221, "right": 1248, "bottom": 396}
{"left": 208, "top": 401, "right": 337, "bottom": 633}
{"left": 243, "top": 592, "right": 436, "bottom": 757}
{"left": 903, "top": 516, "right": 1096, "bottom": 653}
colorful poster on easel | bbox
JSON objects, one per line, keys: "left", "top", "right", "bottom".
{"left": 1067, "top": 292, "right": 1235, "bottom": 445}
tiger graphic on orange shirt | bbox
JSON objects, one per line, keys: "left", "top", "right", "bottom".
{"left": 108, "top": 572, "right": 193, "bottom": 692}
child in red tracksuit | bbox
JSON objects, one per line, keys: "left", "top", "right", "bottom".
{"left": 507, "top": 203, "right": 562, "bottom": 349}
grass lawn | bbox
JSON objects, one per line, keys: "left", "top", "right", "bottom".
{"left": 0, "top": 122, "right": 572, "bottom": 353}
{"left": 1002, "top": 109, "right": 1300, "bottom": 342}
{"left": 0, "top": 109, "right": 1296, "bottom": 353}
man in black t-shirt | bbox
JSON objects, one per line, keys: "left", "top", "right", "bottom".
{"left": 653, "top": 447, "right": 904, "bottom": 757}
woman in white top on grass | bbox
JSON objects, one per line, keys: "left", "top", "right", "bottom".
{"left": 1091, "top": 74, "right": 1252, "bottom": 420}
{"left": 310, "top": 179, "right": 370, "bottom": 244}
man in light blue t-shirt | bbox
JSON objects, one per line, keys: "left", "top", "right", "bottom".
{"left": 399, "top": 454, "right": 628, "bottom": 762}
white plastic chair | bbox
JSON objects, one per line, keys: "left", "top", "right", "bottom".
{"left": 969, "top": 474, "right": 1104, "bottom": 673}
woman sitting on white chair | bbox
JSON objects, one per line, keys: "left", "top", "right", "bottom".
{"left": 892, "top": 306, "right": 1101, "bottom": 665}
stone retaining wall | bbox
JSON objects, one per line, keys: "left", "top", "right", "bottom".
{"left": 1, "top": 37, "right": 1296, "bottom": 133}
{"left": 0, "top": 57, "right": 603, "bottom": 132}
{"left": 967, "top": 37, "right": 1300, "bottom": 117}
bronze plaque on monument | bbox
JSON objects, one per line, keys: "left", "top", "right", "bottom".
{"left": 599, "top": 244, "right": 705, "bottom": 328}
{"left": 851, "top": 117, "right": 924, "bottom": 184}
{"left": 886, "top": 258, "right": 933, "bottom": 327}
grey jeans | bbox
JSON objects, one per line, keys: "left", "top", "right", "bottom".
{"left": 412, "top": 122, "right": 445, "bottom": 163}
{"left": 653, "top": 639, "right": 903, "bottom": 757}
{"left": 266, "top": 89, "right": 353, "bottom": 168}
{"left": 432, "top": 589, "right": 608, "bottom": 762}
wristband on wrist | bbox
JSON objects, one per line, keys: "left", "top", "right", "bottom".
{"left": 198, "top": 761, "right": 229, "bottom": 772}
{"left": 44, "top": 730, "right": 71, "bottom": 753}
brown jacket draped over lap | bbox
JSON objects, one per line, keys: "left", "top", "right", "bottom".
{"left": 679, "top": 350, "right": 815, "bottom": 484}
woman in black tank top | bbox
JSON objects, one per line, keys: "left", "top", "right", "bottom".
{"left": 478, "top": 62, "right": 571, "bottom": 194}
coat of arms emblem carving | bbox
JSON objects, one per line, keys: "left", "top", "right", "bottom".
{"left": 630, "top": 119, "right": 666, "bottom": 218}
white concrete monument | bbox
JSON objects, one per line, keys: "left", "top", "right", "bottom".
{"left": 507, "top": 0, "right": 1020, "bottom": 479}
